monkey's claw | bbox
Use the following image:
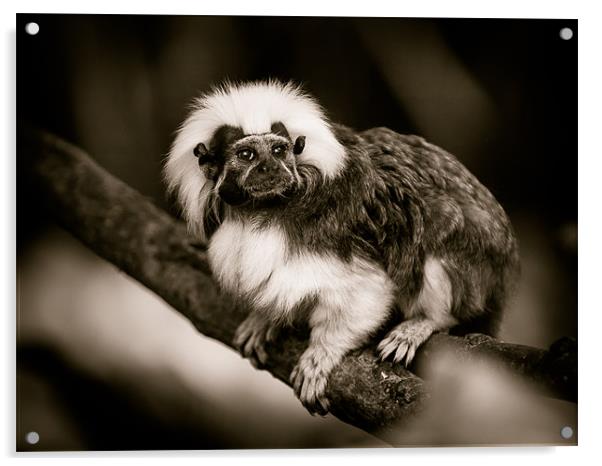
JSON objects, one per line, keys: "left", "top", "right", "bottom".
{"left": 377, "top": 319, "right": 434, "bottom": 367}
{"left": 233, "top": 316, "right": 277, "bottom": 368}
{"left": 290, "top": 353, "right": 330, "bottom": 415}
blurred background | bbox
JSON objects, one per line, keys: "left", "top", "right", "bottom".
{"left": 16, "top": 15, "right": 577, "bottom": 450}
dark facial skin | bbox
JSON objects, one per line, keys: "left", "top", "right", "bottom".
{"left": 194, "top": 126, "right": 305, "bottom": 207}
{"left": 225, "top": 134, "right": 296, "bottom": 198}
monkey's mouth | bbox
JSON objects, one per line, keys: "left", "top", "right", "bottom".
{"left": 246, "top": 182, "right": 290, "bottom": 198}
{"left": 244, "top": 177, "right": 295, "bottom": 199}
{"left": 217, "top": 174, "right": 296, "bottom": 206}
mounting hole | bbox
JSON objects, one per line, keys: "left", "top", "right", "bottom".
{"left": 25, "top": 431, "right": 39, "bottom": 444}
{"left": 559, "top": 27, "right": 573, "bottom": 40}
{"left": 25, "top": 22, "right": 39, "bottom": 35}
{"left": 560, "top": 426, "right": 574, "bottom": 439}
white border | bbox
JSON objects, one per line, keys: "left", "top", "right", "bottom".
{"left": 2, "top": 1, "right": 600, "bottom": 465}
{"left": 0, "top": 0, "right": 585, "bottom": 18}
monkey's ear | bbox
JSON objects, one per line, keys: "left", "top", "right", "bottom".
{"left": 193, "top": 143, "right": 211, "bottom": 165}
{"left": 293, "top": 136, "right": 306, "bottom": 155}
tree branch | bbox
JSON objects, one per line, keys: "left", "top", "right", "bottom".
{"left": 20, "top": 129, "right": 576, "bottom": 440}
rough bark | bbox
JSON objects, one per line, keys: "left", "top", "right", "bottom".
{"left": 20, "top": 129, "right": 577, "bottom": 440}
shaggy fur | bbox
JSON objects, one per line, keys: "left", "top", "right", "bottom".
{"left": 164, "top": 80, "right": 520, "bottom": 414}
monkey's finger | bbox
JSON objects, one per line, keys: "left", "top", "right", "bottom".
{"left": 300, "top": 375, "right": 312, "bottom": 403}
{"left": 291, "top": 368, "right": 303, "bottom": 394}
{"left": 265, "top": 325, "right": 278, "bottom": 342}
{"left": 254, "top": 342, "right": 269, "bottom": 366}
{"left": 233, "top": 327, "right": 251, "bottom": 350}
{"left": 404, "top": 345, "right": 417, "bottom": 368}
{"left": 393, "top": 342, "right": 409, "bottom": 363}
{"left": 304, "top": 391, "right": 328, "bottom": 416}
{"left": 376, "top": 339, "right": 389, "bottom": 352}
{"left": 234, "top": 337, "right": 249, "bottom": 354}
{"left": 307, "top": 403, "right": 321, "bottom": 416}
{"left": 232, "top": 332, "right": 243, "bottom": 349}
{"left": 242, "top": 336, "right": 258, "bottom": 358}
{"left": 316, "top": 394, "right": 330, "bottom": 416}
{"left": 382, "top": 346, "right": 397, "bottom": 360}
{"left": 382, "top": 340, "right": 400, "bottom": 360}
{"left": 302, "top": 399, "right": 318, "bottom": 416}
{"left": 377, "top": 341, "right": 396, "bottom": 360}
{"left": 303, "top": 393, "right": 320, "bottom": 416}
{"left": 380, "top": 333, "right": 403, "bottom": 351}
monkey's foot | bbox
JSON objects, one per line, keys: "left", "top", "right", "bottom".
{"left": 290, "top": 349, "right": 331, "bottom": 416}
{"left": 377, "top": 319, "right": 435, "bottom": 367}
{"left": 233, "top": 314, "right": 279, "bottom": 368}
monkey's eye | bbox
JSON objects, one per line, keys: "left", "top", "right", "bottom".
{"left": 237, "top": 148, "right": 255, "bottom": 161}
{"left": 272, "top": 145, "right": 286, "bottom": 156}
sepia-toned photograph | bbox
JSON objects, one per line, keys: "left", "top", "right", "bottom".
{"left": 16, "top": 14, "right": 577, "bottom": 450}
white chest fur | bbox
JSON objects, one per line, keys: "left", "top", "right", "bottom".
{"left": 208, "top": 220, "right": 287, "bottom": 298}
{"left": 207, "top": 220, "right": 395, "bottom": 323}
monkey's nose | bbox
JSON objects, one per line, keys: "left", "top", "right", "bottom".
{"left": 257, "top": 160, "right": 279, "bottom": 174}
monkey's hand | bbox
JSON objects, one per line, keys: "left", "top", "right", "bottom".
{"left": 233, "top": 313, "right": 279, "bottom": 368}
{"left": 378, "top": 318, "right": 437, "bottom": 367}
{"left": 289, "top": 292, "right": 392, "bottom": 415}
{"left": 290, "top": 346, "right": 333, "bottom": 415}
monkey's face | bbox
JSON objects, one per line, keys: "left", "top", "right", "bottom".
{"left": 194, "top": 124, "right": 306, "bottom": 207}
{"left": 219, "top": 134, "right": 298, "bottom": 204}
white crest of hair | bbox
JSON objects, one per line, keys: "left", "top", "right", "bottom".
{"left": 163, "top": 80, "right": 346, "bottom": 241}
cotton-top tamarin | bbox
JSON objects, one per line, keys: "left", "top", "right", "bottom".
{"left": 164, "top": 80, "right": 519, "bottom": 414}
